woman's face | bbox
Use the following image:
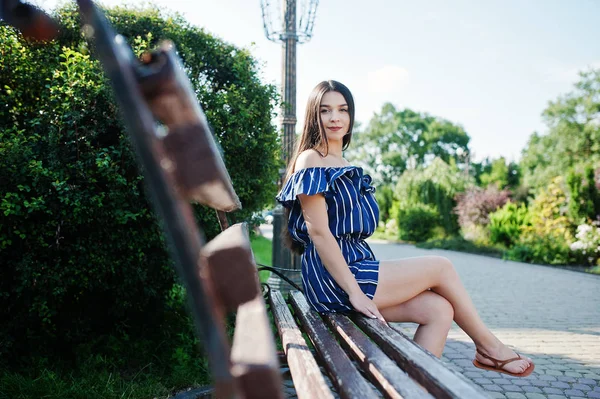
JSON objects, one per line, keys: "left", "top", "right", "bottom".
{"left": 319, "top": 91, "right": 350, "bottom": 143}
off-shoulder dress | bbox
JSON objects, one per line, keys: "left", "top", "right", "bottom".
{"left": 276, "top": 166, "right": 380, "bottom": 313}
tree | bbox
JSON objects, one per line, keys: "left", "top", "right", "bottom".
{"left": 520, "top": 69, "right": 600, "bottom": 189}
{"left": 346, "top": 103, "right": 470, "bottom": 185}
{"left": 0, "top": 5, "right": 279, "bottom": 359}
{"left": 478, "top": 157, "right": 520, "bottom": 190}
{"left": 395, "top": 158, "right": 474, "bottom": 235}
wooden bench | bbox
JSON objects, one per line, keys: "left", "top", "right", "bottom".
{"left": 268, "top": 288, "right": 488, "bottom": 398}
{"left": 74, "top": 2, "right": 490, "bottom": 397}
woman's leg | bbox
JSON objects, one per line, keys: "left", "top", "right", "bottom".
{"left": 379, "top": 290, "right": 454, "bottom": 357}
{"left": 373, "top": 256, "right": 532, "bottom": 374}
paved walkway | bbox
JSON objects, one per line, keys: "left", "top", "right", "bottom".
{"left": 369, "top": 241, "right": 600, "bottom": 399}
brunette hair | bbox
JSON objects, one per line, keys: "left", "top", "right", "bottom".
{"left": 282, "top": 80, "right": 356, "bottom": 254}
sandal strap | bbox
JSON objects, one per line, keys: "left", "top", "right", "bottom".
{"left": 476, "top": 349, "right": 523, "bottom": 368}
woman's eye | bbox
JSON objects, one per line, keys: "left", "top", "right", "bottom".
{"left": 341, "top": 109, "right": 348, "bottom": 112}
{"left": 320, "top": 109, "right": 329, "bottom": 113}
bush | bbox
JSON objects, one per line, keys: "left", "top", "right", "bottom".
{"left": 454, "top": 186, "right": 510, "bottom": 228}
{"left": 506, "top": 177, "right": 575, "bottom": 265}
{"left": 395, "top": 158, "right": 473, "bottom": 235}
{"left": 0, "top": 5, "right": 279, "bottom": 361}
{"left": 488, "top": 201, "right": 530, "bottom": 247}
{"left": 570, "top": 221, "right": 600, "bottom": 265}
{"left": 505, "top": 236, "right": 572, "bottom": 265}
{"left": 375, "top": 184, "right": 394, "bottom": 223}
{"left": 567, "top": 166, "right": 600, "bottom": 224}
{"left": 417, "top": 236, "right": 504, "bottom": 258}
{"left": 396, "top": 203, "right": 439, "bottom": 242}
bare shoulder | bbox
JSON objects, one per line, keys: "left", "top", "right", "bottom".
{"left": 294, "top": 149, "right": 326, "bottom": 171}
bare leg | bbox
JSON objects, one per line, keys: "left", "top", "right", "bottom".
{"left": 373, "top": 256, "right": 532, "bottom": 374}
{"left": 379, "top": 290, "right": 454, "bottom": 357}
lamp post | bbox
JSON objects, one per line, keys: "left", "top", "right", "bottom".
{"left": 261, "top": 0, "right": 318, "bottom": 289}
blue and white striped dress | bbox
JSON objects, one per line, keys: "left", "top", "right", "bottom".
{"left": 276, "top": 166, "right": 380, "bottom": 313}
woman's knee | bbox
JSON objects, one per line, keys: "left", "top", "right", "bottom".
{"left": 418, "top": 291, "right": 454, "bottom": 326}
{"left": 421, "top": 291, "right": 454, "bottom": 326}
{"left": 432, "top": 256, "right": 457, "bottom": 279}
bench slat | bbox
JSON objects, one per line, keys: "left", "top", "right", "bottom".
{"left": 231, "top": 295, "right": 283, "bottom": 399}
{"left": 270, "top": 291, "right": 334, "bottom": 399}
{"left": 324, "top": 314, "right": 434, "bottom": 399}
{"left": 200, "top": 223, "right": 260, "bottom": 312}
{"left": 137, "top": 43, "right": 241, "bottom": 212}
{"left": 289, "top": 291, "right": 380, "bottom": 399}
{"left": 354, "top": 316, "right": 489, "bottom": 399}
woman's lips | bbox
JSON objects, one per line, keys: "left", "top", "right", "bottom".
{"left": 328, "top": 127, "right": 343, "bottom": 131}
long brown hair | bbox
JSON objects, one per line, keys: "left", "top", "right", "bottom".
{"left": 282, "top": 80, "right": 356, "bottom": 254}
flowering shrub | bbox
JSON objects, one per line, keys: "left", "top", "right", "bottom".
{"left": 455, "top": 186, "right": 511, "bottom": 228}
{"left": 570, "top": 221, "right": 600, "bottom": 265}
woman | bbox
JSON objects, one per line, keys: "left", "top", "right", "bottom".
{"left": 276, "top": 80, "right": 534, "bottom": 377}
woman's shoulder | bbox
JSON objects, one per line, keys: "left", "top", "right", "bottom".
{"left": 294, "top": 149, "right": 352, "bottom": 172}
{"left": 294, "top": 149, "right": 326, "bottom": 171}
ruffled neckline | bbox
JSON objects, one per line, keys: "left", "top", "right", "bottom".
{"left": 291, "top": 165, "right": 363, "bottom": 176}
{"left": 289, "top": 165, "right": 374, "bottom": 193}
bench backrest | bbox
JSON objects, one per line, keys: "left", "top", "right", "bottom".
{"left": 75, "top": 2, "right": 283, "bottom": 397}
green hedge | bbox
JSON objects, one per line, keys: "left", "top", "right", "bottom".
{"left": 0, "top": 5, "right": 279, "bottom": 361}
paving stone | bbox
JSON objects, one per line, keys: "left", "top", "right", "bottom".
{"left": 565, "top": 372, "right": 583, "bottom": 378}
{"left": 505, "top": 393, "right": 527, "bottom": 399}
{"left": 493, "top": 378, "right": 514, "bottom": 385}
{"left": 530, "top": 380, "right": 552, "bottom": 387}
{"left": 485, "top": 384, "right": 505, "bottom": 392}
{"left": 524, "top": 394, "right": 546, "bottom": 399}
{"left": 578, "top": 378, "right": 596, "bottom": 385}
{"left": 564, "top": 390, "right": 585, "bottom": 397}
{"left": 474, "top": 378, "right": 494, "bottom": 385}
{"left": 513, "top": 379, "right": 531, "bottom": 386}
{"left": 571, "top": 383, "right": 591, "bottom": 391}
{"left": 444, "top": 352, "right": 467, "bottom": 359}
{"left": 557, "top": 376, "right": 577, "bottom": 383}
{"left": 587, "top": 391, "right": 600, "bottom": 399}
{"left": 522, "top": 385, "right": 543, "bottom": 393}
{"left": 487, "top": 392, "right": 507, "bottom": 399}
{"left": 464, "top": 371, "right": 484, "bottom": 378}
{"left": 543, "top": 387, "right": 565, "bottom": 394}
{"left": 547, "top": 395, "right": 568, "bottom": 399}
{"left": 504, "top": 385, "right": 524, "bottom": 392}
{"left": 583, "top": 374, "right": 600, "bottom": 380}
{"left": 551, "top": 381, "right": 571, "bottom": 389}
{"left": 547, "top": 369, "right": 565, "bottom": 376}
{"left": 540, "top": 375, "right": 559, "bottom": 381}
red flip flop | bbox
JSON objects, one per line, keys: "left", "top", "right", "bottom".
{"left": 472, "top": 349, "right": 535, "bottom": 378}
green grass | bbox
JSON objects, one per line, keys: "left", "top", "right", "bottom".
{"left": 0, "top": 233, "right": 277, "bottom": 399}
{"left": 0, "top": 302, "right": 212, "bottom": 399}
{"left": 250, "top": 234, "right": 273, "bottom": 282}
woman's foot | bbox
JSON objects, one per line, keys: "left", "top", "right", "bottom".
{"left": 474, "top": 343, "right": 533, "bottom": 376}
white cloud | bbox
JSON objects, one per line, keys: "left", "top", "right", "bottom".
{"left": 366, "top": 65, "right": 410, "bottom": 94}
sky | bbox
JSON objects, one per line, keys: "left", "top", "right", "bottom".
{"left": 35, "top": 0, "right": 600, "bottom": 162}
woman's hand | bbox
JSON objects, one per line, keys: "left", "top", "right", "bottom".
{"left": 349, "top": 291, "right": 386, "bottom": 324}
